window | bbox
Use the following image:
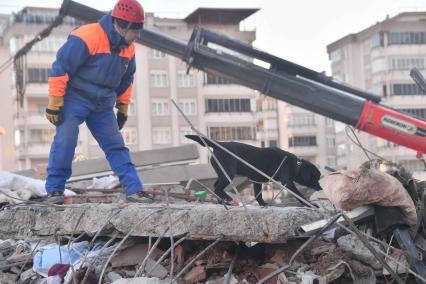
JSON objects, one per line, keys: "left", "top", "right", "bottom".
{"left": 33, "top": 37, "right": 67, "bottom": 53}
{"left": 388, "top": 32, "right": 426, "bottom": 45}
{"left": 10, "top": 36, "right": 66, "bottom": 55}
{"left": 177, "top": 72, "right": 196, "bottom": 88}
{"left": 14, "top": 130, "right": 23, "bottom": 147}
{"left": 288, "top": 136, "right": 317, "bottom": 147}
{"left": 29, "top": 129, "right": 55, "bottom": 144}
{"left": 153, "top": 127, "right": 171, "bottom": 144}
{"left": 205, "top": 98, "right": 251, "bottom": 113}
{"left": 269, "top": 140, "right": 278, "bottom": 147}
{"left": 13, "top": 12, "right": 82, "bottom": 26}
{"left": 150, "top": 71, "right": 168, "bottom": 88}
{"left": 327, "top": 156, "right": 337, "bottom": 168}
{"left": 398, "top": 108, "right": 426, "bottom": 120}
{"left": 128, "top": 102, "right": 136, "bottom": 116}
{"left": 288, "top": 113, "right": 316, "bottom": 127}
{"left": 180, "top": 128, "right": 194, "bottom": 144}
{"left": 400, "top": 159, "right": 424, "bottom": 172}
{"left": 178, "top": 99, "right": 197, "bottom": 115}
{"left": 333, "top": 73, "right": 347, "bottom": 83}
{"left": 265, "top": 99, "right": 277, "bottom": 111}
{"left": 27, "top": 68, "right": 50, "bottom": 83}
{"left": 326, "top": 118, "right": 335, "bottom": 127}
{"left": 371, "top": 58, "right": 385, "bottom": 73}
{"left": 330, "top": 49, "right": 344, "bottom": 64}
{"left": 204, "top": 73, "right": 233, "bottom": 85}
{"left": 121, "top": 127, "right": 138, "bottom": 145}
{"left": 390, "top": 57, "right": 425, "bottom": 71}
{"left": 370, "top": 33, "right": 384, "bottom": 48}
{"left": 265, "top": 119, "right": 278, "bottom": 131}
{"left": 150, "top": 49, "right": 166, "bottom": 59}
{"left": 327, "top": 137, "right": 336, "bottom": 148}
{"left": 391, "top": 84, "right": 422, "bottom": 96}
{"left": 337, "top": 144, "right": 346, "bottom": 157}
{"left": 37, "top": 104, "right": 45, "bottom": 115}
{"left": 151, "top": 100, "right": 169, "bottom": 116}
{"left": 208, "top": 126, "right": 255, "bottom": 140}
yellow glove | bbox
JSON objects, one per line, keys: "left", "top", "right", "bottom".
{"left": 116, "top": 103, "right": 129, "bottom": 130}
{"left": 45, "top": 96, "right": 64, "bottom": 126}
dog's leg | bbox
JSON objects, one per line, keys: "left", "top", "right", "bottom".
{"left": 253, "top": 183, "right": 267, "bottom": 207}
{"left": 213, "top": 178, "right": 233, "bottom": 203}
{"left": 211, "top": 156, "right": 235, "bottom": 204}
{"left": 285, "top": 181, "right": 311, "bottom": 207}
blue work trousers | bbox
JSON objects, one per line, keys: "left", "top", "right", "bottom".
{"left": 45, "top": 100, "right": 143, "bottom": 195}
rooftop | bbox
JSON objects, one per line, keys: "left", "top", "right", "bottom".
{"left": 183, "top": 8, "right": 259, "bottom": 25}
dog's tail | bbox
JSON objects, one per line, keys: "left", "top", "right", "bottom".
{"left": 185, "top": 134, "right": 217, "bottom": 148}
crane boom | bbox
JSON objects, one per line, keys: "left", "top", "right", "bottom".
{"left": 59, "top": 0, "right": 426, "bottom": 156}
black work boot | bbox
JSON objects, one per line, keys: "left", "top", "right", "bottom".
{"left": 46, "top": 191, "right": 65, "bottom": 205}
{"left": 125, "top": 191, "right": 155, "bottom": 203}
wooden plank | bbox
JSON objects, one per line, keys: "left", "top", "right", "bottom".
{"left": 298, "top": 206, "right": 374, "bottom": 235}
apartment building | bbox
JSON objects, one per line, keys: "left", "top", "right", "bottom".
{"left": 327, "top": 12, "right": 426, "bottom": 177}
{"left": 0, "top": 6, "right": 259, "bottom": 170}
{"left": 0, "top": 7, "right": 82, "bottom": 170}
{"left": 139, "top": 8, "right": 259, "bottom": 164}
{"left": 278, "top": 103, "right": 337, "bottom": 169}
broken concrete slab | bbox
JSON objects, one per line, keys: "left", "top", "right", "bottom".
{"left": 107, "top": 271, "right": 123, "bottom": 282}
{"left": 0, "top": 273, "right": 17, "bottom": 284}
{"left": 112, "top": 277, "right": 169, "bottom": 284}
{"left": 0, "top": 204, "right": 326, "bottom": 243}
{"left": 347, "top": 259, "right": 376, "bottom": 284}
{"left": 70, "top": 144, "right": 199, "bottom": 180}
{"left": 184, "top": 265, "right": 206, "bottom": 284}
{"left": 337, "top": 234, "right": 383, "bottom": 270}
{"left": 145, "top": 258, "right": 168, "bottom": 279}
{"left": 111, "top": 244, "right": 163, "bottom": 268}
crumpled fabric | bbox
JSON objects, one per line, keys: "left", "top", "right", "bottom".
{"left": 0, "top": 171, "right": 75, "bottom": 204}
{"left": 33, "top": 242, "right": 88, "bottom": 277}
{"left": 320, "top": 169, "right": 417, "bottom": 226}
{"left": 48, "top": 264, "right": 70, "bottom": 279}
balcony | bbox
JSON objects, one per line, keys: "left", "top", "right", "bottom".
{"left": 204, "top": 112, "right": 256, "bottom": 123}
{"left": 376, "top": 145, "right": 417, "bottom": 160}
{"left": 13, "top": 112, "right": 49, "bottom": 127}
{"left": 25, "top": 84, "right": 48, "bottom": 98}
{"left": 16, "top": 142, "right": 51, "bottom": 159}
{"left": 287, "top": 145, "right": 318, "bottom": 157}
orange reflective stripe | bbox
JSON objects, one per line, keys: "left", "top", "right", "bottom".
{"left": 48, "top": 74, "right": 69, "bottom": 97}
{"left": 116, "top": 84, "right": 132, "bottom": 104}
{"left": 71, "top": 23, "right": 110, "bottom": 55}
{"left": 119, "top": 43, "right": 135, "bottom": 59}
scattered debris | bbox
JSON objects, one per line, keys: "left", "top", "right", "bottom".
{"left": 0, "top": 152, "right": 426, "bottom": 283}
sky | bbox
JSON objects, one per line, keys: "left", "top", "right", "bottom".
{"left": 0, "top": 0, "right": 425, "bottom": 74}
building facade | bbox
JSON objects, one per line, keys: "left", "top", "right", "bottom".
{"left": 327, "top": 12, "right": 426, "bottom": 178}
{"left": 0, "top": 6, "right": 261, "bottom": 170}
{"left": 278, "top": 103, "right": 337, "bottom": 169}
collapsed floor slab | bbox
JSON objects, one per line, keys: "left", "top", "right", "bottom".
{"left": 0, "top": 204, "right": 326, "bottom": 243}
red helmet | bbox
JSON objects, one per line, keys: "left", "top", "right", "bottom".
{"left": 112, "top": 0, "right": 145, "bottom": 24}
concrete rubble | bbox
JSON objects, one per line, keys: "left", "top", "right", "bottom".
{"left": 0, "top": 204, "right": 326, "bottom": 243}
{"left": 0, "top": 147, "right": 425, "bottom": 283}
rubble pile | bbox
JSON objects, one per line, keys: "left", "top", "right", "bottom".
{"left": 0, "top": 158, "right": 425, "bottom": 283}
{"left": 0, "top": 228, "right": 418, "bottom": 283}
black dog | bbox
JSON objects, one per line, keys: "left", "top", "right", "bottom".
{"left": 186, "top": 134, "right": 322, "bottom": 206}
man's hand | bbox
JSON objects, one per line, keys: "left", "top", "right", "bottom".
{"left": 116, "top": 103, "right": 129, "bottom": 130}
{"left": 45, "top": 96, "right": 64, "bottom": 126}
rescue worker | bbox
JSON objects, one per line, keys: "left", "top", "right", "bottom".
{"left": 45, "top": 0, "right": 150, "bottom": 204}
